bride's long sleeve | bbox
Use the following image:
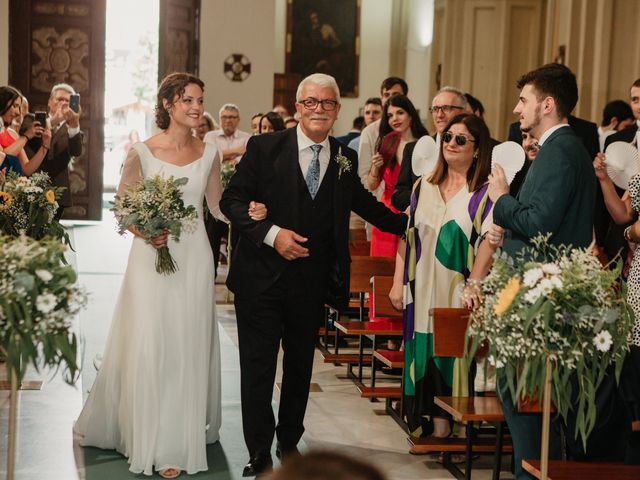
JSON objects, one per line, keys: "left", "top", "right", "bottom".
{"left": 205, "top": 149, "right": 227, "bottom": 222}
{"left": 117, "top": 148, "right": 143, "bottom": 199}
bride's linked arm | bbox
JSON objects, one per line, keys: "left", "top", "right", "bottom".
{"left": 205, "top": 149, "right": 267, "bottom": 223}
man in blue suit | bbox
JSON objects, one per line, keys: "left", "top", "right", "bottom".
{"left": 488, "top": 63, "right": 596, "bottom": 479}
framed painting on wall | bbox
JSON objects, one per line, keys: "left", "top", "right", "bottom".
{"left": 286, "top": 0, "right": 360, "bottom": 98}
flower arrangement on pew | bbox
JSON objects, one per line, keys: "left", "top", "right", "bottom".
{"left": 466, "top": 234, "right": 634, "bottom": 448}
{"left": 0, "top": 233, "right": 88, "bottom": 384}
{"left": 0, "top": 171, "right": 69, "bottom": 244}
{"left": 111, "top": 174, "right": 198, "bottom": 275}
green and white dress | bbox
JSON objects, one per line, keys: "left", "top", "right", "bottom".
{"left": 403, "top": 178, "right": 493, "bottom": 436}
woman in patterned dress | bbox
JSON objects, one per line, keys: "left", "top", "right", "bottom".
{"left": 389, "top": 113, "right": 500, "bottom": 439}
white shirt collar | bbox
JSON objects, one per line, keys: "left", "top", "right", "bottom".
{"left": 296, "top": 124, "right": 330, "bottom": 153}
{"left": 538, "top": 123, "right": 570, "bottom": 146}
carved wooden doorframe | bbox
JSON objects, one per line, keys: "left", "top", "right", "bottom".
{"left": 9, "top": 0, "right": 106, "bottom": 221}
{"left": 158, "top": 0, "right": 200, "bottom": 80}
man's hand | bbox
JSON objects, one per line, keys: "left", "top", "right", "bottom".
{"left": 65, "top": 105, "right": 81, "bottom": 128}
{"left": 274, "top": 228, "right": 309, "bottom": 261}
{"left": 488, "top": 164, "right": 509, "bottom": 202}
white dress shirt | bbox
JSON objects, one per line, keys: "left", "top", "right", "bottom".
{"left": 263, "top": 125, "right": 331, "bottom": 247}
{"left": 538, "top": 123, "right": 570, "bottom": 146}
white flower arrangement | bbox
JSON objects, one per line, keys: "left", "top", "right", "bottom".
{"left": 0, "top": 234, "right": 88, "bottom": 384}
{"left": 466, "top": 235, "right": 634, "bottom": 447}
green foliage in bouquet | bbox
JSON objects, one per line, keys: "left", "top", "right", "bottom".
{"left": 220, "top": 161, "right": 236, "bottom": 189}
{"left": 466, "top": 235, "right": 634, "bottom": 448}
{"left": 0, "top": 233, "right": 88, "bottom": 384}
{"left": 0, "top": 171, "right": 70, "bottom": 245}
{"left": 111, "top": 174, "right": 198, "bottom": 274}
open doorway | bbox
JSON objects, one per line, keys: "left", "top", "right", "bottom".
{"left": 103, "top": 0, "right": 159, "bottom": 193}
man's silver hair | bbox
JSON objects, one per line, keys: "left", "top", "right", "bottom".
{"left": 50, "top": 83, "right": 76, "bottom": 98}
{"left": 296, "top": 73, "right": 341, "bottom": 103}
{"left": 433, "top": 86, "right": 468, "bottom": 108}
{"left": 219, "top": 103, "right": 240, "bottom": 116}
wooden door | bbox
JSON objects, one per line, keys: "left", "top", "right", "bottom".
{"left": 158, "top": 0, "right": 200, "bottom": 81}
{"left": 9, "top": 0, "right": 106, "bottom": 220}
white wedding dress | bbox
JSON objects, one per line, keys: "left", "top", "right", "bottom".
{"left": 75, "top": 141, "right": 223, "bottom": 475}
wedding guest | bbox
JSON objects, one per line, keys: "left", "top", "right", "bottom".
{"left": 251, "top": 113, "right": 263, "bottom": 135}
{"left": 335, "top": 116, "right": 364, "bottom": 146}
{"left": 0, "top": 86, "right": 50, "bottom": 176}
{"left": 284, "top": 117, "right": 298, "bottom": 129}
{"left": 267, "top": 451, "right": 388, "bottom": 480}
{"left": 196, "top": 111, "right": 215, "bottom": 140}
{"left": 598, "top": 100, "right": 634, "bottom": 151}
{"left": 24, "top": 83, "right": 82, "bottom": 219}
{"left": 220, "top": 73, "right": 407, "bottom": 478}
{"left": 389, "top": 113, "right": 498, "bottom": 445}
{"left": 75, "top": 72, "right": 267, "bottom": 479}
{"left": 391, "top": 86, "right": 469, "bottom": 212}
{"left": 204, "top": 103, "right": 250, "bottom": 164}
{"left": 488, "top": 63, "right": 596, "bottom": 479}
{"left": 259, "top": 111, "right": 286, "bottom": 134}
{"left": 272, "top": 104, "right": 290, "bottom": 119}
{"left": 368, "top": 95, "right": 427, "bottom": 257}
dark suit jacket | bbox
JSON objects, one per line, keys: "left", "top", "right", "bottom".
{"left": 495, "top": 126, "right": 596, "bottom": 257}
{"left": 335, "top": 131, "right": 360, "bottom": 146}
{"left": 604, "top": 123, "right": 638, "bottom": 149}
{"left": 220, "top": 128, "right": 407, "bottom": 310}
{"left": 508, "top": 115, "right": 599, "bottom": 158}
{"left": 27, "top": 124, "right": 83, "bottom": 207}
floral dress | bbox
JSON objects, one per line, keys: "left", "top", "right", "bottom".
{"left": 403, "top": 178, "right": 493, "bottom": 435}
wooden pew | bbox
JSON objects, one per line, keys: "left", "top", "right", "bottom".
{"left": 522, "top": 459, "right": 640, "bottom": 480}
{"left": 425, "top": 307, "right": 511, "bottom": 480}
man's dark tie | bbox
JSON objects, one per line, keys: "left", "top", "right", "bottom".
{"left": 305, "top": 144, "right": 322, "bottom": 199}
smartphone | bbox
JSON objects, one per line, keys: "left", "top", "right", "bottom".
{"left": 34, "top": 111, "right": 47, "bottom": 127}
{"left": 69, "top": 94, "right": 80, "bottom": 113}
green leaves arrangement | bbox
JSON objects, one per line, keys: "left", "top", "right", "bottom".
{"left": 0, "top": 234, "right": 88, "bottom": 384}
{"left": 0, "top": 171, "right": 70, "bottom": 245}
{"left": 220, "top": 161, "right": 236, "bottom": 189}
{"left": 466, "top": 235, "right": 634, "bottom": 448}
{"left": 111, "top": 174, "right": 198, "bottom": 274}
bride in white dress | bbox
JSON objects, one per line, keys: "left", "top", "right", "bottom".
{"left": 75, "top": 73, "right": 265, "bottom": 478}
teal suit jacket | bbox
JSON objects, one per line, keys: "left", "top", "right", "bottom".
{"left": 494, "top": 126, "right": 596, "bottom": 257}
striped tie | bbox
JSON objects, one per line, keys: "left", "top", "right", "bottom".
{"left": 305, "top": 144, "right": 322, "bottom": 199}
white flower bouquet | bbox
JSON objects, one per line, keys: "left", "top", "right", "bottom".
{"left": 466, "top": 235, "right": 634, "bottom": 447}
{"left": 0, "top": 171, "right": 68, "bottom": 243}
{"left": 111, "top": 174, "right": 198, "bottom": 275}
{"left": 0, "top": 233, "right": 88, "bottom": 384}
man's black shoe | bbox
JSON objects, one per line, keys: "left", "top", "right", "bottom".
{"left": 275, "top": 442, "right": 301, "bottom": 462}
{"left": 242, "top": 453, "right": 273, "bottom": 477}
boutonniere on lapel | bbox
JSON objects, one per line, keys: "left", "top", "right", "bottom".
{"left": 334, "top": 147, "right": 351, "bottom": 179}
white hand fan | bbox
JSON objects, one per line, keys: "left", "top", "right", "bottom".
{"left": 491, "top": 141, "right": 526, "bottom": 185}
{"left": 411, "top": 135, "right": 438, "bottom": 177}
{"left": 605, "top": 141, "right": 640, "bottom": 190}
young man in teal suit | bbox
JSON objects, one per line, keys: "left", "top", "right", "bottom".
{"left": 487, "top": 63, "right": 596, "bottom": 479}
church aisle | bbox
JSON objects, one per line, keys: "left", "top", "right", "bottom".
{"left": 1, "top": 209, "right": 508, "bottom": 479}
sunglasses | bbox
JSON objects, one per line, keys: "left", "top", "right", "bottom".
{"left": 442, "top": 131, "right": 475, "bottom": 146}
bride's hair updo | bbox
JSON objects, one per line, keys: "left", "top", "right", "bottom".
{"left": 155, "top": 72, "right": 205, "bottom": 129}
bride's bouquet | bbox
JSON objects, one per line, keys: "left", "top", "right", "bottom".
{"left": 112, "top": 174, "right": 198, "bottom": 275}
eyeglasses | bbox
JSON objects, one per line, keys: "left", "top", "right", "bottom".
{"left": 298, "top": 97, "right": 339, "bottom": 111}
{"left": 429, "top": 105, "right": 464, "bottom": 114}
{"left": 220, "top": 115, "right": 239, "bottom": 121}
{"left": 442, "top": 131, "right": 475, "bottom": 146}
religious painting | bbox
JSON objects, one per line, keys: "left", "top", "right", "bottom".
{"left": 286, "top": 0, "right": 360, "bottom": 98}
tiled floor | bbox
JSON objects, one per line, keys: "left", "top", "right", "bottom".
{"left": 0, "top": 210, "right": 513, "bottom": 479}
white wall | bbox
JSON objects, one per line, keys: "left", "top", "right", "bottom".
{"left": 0, "top": 0, "right": 8, "bottom": 85}
{"left": 199, "top": 0, "right": 276, "bottom": 132}
{"left": 404, "top": 0, "right": 433, "bottom": 123}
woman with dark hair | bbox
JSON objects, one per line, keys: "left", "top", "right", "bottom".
{"left": 367, "top": 95, "right": 428, "bottom": 257}
{"left": 259, "top": 111, "right": 285, "bottom": 133}
{"left": 0, "top": 86, "right": 50, "bottom": 175}
{"left": 389, "top": 113, "right": 499, "bottom": 443}
{"left": 75, "top": 73, "right": 267, "bottom": 478}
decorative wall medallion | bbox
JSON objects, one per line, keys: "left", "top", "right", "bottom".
{"left": 224, "top": 54, "right": 251, "bottom": 82}
{"left": 31, "top": 27, "right": 89, "bottom": 92}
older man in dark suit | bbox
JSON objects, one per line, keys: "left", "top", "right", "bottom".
{"left": 488, "top": 63, "right": 597, "bottom": 479}
{"left": 26, "top": 83, "right": 83, "bottom": 219}
{"left": 221, "top": 73, "right": 406, "bottom": 477}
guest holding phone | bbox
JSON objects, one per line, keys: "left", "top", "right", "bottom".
{"left": 0, "top": 86, "right": 50, "bottom": 176}
{"left": 25, "top": 83, "right": 83, "bottom": 220}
